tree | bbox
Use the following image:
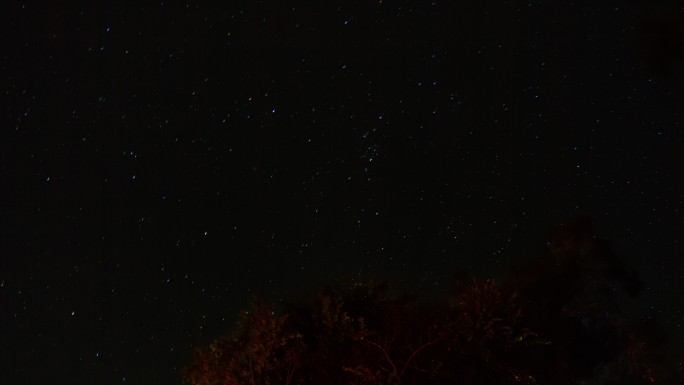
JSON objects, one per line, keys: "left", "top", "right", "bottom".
{"left": 184, "top": 221, "right": 670, "bottom": 385}
{"left": 183, "top": 298, "right": 304, "bottom": 385}
{"left": 185, "top": 279, "right": 554, "bottom": 385}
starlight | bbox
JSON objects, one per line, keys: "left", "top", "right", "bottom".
{"left": 3, "top": 1, "right": 683, "bottom": 384}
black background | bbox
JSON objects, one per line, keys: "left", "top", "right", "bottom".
{"left": 2, "top": 1, "right": 683, "bottom": 384}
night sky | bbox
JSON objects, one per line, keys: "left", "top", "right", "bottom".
{"left": 2, "top": 1, "right": 684, "bottom": 384}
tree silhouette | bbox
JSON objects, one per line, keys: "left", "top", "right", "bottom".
{"left": 184, "top": 298, "right": 305, "bottom": 385}
{"left": 184, "top": 279, "right": 565, "bottom": 385}
{"left": 184, "top": 220, "right": 673, "bottom": 385}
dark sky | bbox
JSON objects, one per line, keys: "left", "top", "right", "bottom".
{"left": 2, "top": 1, "right": 683, "bottom": 384}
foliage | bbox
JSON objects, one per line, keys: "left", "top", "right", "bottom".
{"left": 186, "top": 278, "right": 662, "bottom": 385}
{"left": 184, "top": 220, "right": 675, "bottom": 384}
{"left": 183, "top": 298, "right": 304, "bottom": 385}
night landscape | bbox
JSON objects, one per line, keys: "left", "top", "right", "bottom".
{"left": 2, "top": 1, "right": 684, "bottom": 384}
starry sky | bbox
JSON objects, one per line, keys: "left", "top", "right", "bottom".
{"left": 2, "top": 1, "right": 684, "bottom": 384}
